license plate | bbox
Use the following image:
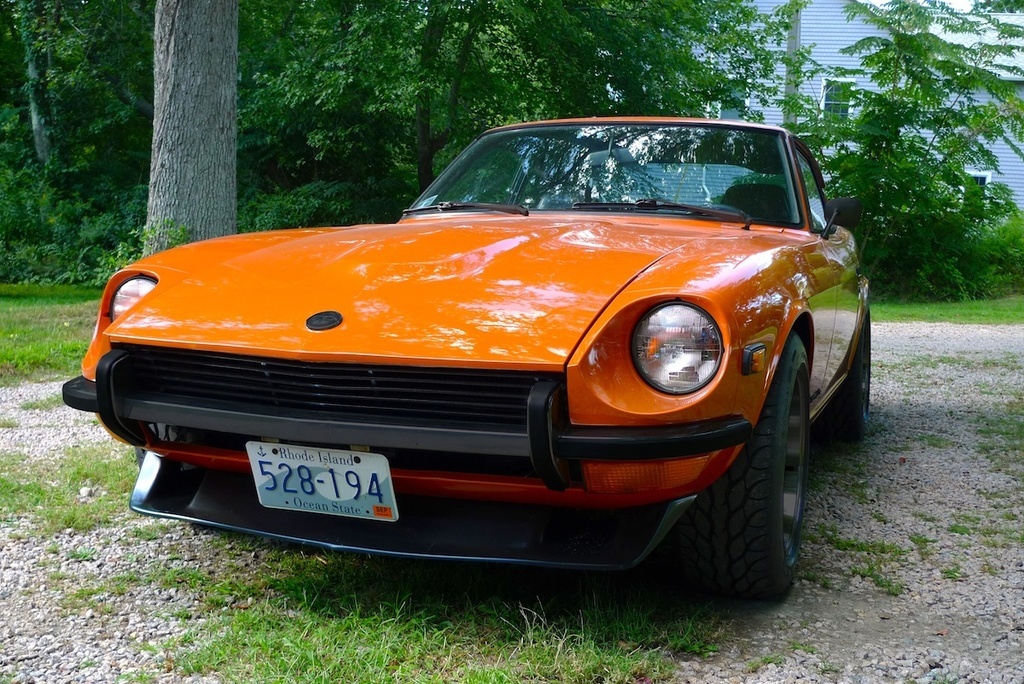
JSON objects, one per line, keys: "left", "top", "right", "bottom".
{"left": 245, "top": 441, "right": 398, "bottom": 522}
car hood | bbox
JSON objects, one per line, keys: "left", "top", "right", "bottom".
{"left": 108, "top": 213, "right": 754, "bottom": 370}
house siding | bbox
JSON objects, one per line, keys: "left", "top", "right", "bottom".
{"left": 971, "top": 84, "right": 1024, "bottom": 205}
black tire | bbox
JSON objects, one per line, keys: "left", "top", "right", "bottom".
{"left": 676, "top": 334, "right": 810, "bottom": 599}
{"left": 813, "top": 310, "right": 871, "bottom": 443}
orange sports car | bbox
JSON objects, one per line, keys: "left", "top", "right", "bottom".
{"left": 63, "top": 118, "right": 869, "bottom": 598}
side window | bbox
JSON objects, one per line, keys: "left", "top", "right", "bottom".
{"left": 797, "top": 153, "right": 827, "bottom": 232}
{"left": 820, "top": 79, "right": 855, "bottom": 118}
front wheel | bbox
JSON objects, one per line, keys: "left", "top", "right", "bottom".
{"left": 676, "top": 334, "right": 810, "bottom": 598}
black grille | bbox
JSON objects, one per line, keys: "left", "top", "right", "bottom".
{"left": 118, "top": 345, "right": 559, "bottom": 431}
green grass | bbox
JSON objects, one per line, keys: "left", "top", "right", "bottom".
{"left": 975, "top": 396, "right": 1024, "bottom": 483}
{"left": 850, "top": 564, "right": 905, "bottom": 596}
{"left": 940, "top": 566, "right": 963, "bottom": 581}
{"left": 872, "top": 295, "right": 1024, "bottom": 324}
{"left": 152, "top": 548, "right": 724, "bottom": 683}
{"left": 0, "top": 284, "right": 101, "bottom": 385}
{"left": 0, "top": 444, "right": 136, "bottom": 533}
{"left": 4, "top": 286, "right": 1021, "bottom": 681}
{"left": 908, "top": 534, "right": 936, "bottom": 560}
{"left": 809, "top": 524, "right": 907, "bottom": 595}
{"left": 746, "top": 653, "right": 785, "bottom": 673}
{"left": 19, "top": 393, "right": 65, "bottom": 411}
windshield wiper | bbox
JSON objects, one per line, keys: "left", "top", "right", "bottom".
{"left": 402, "top": 201, "right": 529, "bottom": 217}
{"left": 572, "top": 199, "right": 750, "bottom": 228}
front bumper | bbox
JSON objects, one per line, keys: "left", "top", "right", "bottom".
{"left": 65, "top": 347, "right": 752, "bottom": 568}
{"left": 63, "top": 351, "right": 752, "bottom": 492}
{"left": 131, "top": 449, "right": 694, "bottom": 570}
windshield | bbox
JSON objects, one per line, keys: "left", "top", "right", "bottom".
{"left": 411, "top": 123, "right": 801, "bottom": 225}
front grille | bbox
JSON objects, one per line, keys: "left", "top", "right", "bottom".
{"left": 119, "top": 344, "right": 559, "bottom": 431}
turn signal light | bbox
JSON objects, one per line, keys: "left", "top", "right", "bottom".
{"left": 581, "top": 455, "right": 711, "bottom": 494}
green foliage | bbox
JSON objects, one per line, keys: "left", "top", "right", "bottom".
{"left": 7, "top": 0, "right": 1022, "bottom": 301}
{"left": 984, "top": 214, "right": 1024, "bottom": 292}
{"left": 785, "top": 0, "right": 1024, "bottom": 300}
{"left": 1, "top": 0, "right": 797, "bottom": 281}
{"left": 0, "top": 0, "right": 152, "bottom": 285}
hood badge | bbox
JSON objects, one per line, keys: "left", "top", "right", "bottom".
{"left": 306, "top": 310, "right": 343, "bottom": 331}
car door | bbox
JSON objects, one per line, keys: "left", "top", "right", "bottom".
{"left": 795, "top": 144, "right": 859, "bottom": 402}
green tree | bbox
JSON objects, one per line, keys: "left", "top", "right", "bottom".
{"left": 975, "top": 0, "right": 1024, "bottom": 12}
{"left": 237, "top": 0, "right": 797, "bottom": 228}
{"left": 786, "top": 0, "right": 1024, "bottom": 299}
{"left": 348, "top": 0, "right": 795, "bottom": 191}
{"left": 0, "top": 0, "right": 154, "bottom": 283}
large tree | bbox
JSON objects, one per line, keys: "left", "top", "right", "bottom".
{"left": 144, "top": 0, "right": 237, "bottom": 255}
{"left": 237, "top": 0, "right": 795, "bottom": 213}
{"left": 348, "top": 0, "right": 794, "bottom": 192}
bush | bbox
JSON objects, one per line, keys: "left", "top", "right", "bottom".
{"left": 983, "top": 215, "right": 1024, "bottom": 295}
{"left": 0, "top": 171, "right": 147, "bottom": 286}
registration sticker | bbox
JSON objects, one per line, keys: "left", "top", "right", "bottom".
{"left": 245, "top": 441, "right": 398, "bottom": 522}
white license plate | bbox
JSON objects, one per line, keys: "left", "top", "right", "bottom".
{"left": 245, "top": 441, "right": 398, "bottom": 522}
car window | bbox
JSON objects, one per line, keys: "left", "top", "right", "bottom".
{"left": 413, "top": 123, "right": 801, "bottom": 224}
{"left": 797, "top": 152, "right": 827, "bottom": 232}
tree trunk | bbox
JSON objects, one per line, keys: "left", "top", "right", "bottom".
{"left": 144, "top": 0, "right": 237, "bottom": 255}
{"left": 17, "top": 0, "right": 52, "bottom": 166}
{"left": 413, "top": 1, "right": 482, "bottom": 193}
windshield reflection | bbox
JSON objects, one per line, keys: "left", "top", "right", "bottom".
{"left": 412, "top": 123, "right": 800, "bottom": 225}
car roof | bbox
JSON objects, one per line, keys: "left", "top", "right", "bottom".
{"left": 484, "top": 117, "right": 791, "bottom": 137}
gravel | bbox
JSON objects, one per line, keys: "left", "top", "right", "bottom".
{"left": 2, "top": 322, "right": 1023, "bottom": 683}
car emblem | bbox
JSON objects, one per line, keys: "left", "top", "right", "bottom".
{"left": 306, "top": 310, "right": 343, "bottom": 331}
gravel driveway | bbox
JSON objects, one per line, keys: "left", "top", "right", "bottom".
{"left": 2, "top": 322, "right": 1023, "bottom": 683}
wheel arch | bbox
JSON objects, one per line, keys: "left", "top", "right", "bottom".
{"left": 788, "top": 311, "right": 814, "bottom": 378}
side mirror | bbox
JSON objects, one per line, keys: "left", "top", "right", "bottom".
{"left": 823, "top": 197, "right": 862, "bottom": 233}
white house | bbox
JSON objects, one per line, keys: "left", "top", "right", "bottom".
{"left": 751, "top": 0, "right": 1024, "bottom": 205}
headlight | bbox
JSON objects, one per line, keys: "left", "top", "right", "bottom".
{"left": 109, "top": 276, "right": 157, "bottom": 320}
{"left": 632, "top": 303, "right": 723, "bottom": 394}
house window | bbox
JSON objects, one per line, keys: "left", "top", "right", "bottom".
{"left": 967, "top": 170, "right": 991, "bottom": 188}
{"left": 713, "top": 94, "right": 751, "bottom": 121}
{"left": 820, "top": 79, "right": 855, "bottom": 118}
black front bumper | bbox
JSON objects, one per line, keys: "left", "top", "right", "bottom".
{"left": 63, "top": 350, "right": 752, "bottom": 492}
{"left": 131, "top": 450, "right": 694, "bottom": 570}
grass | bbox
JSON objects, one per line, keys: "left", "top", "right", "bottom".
{"left": 975, "top": 395, "right": 1024, "bottom": 483}
{"left": 0, "top": 444, "right": 136, "bottom": 534}
{"left": 3, "top": 437, "right": 727, "bottom": 681}
{"left": 872, "top": 294, "right": 1024, "bottom": 324}
{"left": 19, "top": 393, "right": 64, "bottom": 411}
{"left": 71, "top": 541, "right": 725, "bottom": 684}
{"left": 908, "top": 534, "right": 936, "bottom": 560}
{"left": 746, "top": 654, "right": 785, "bottom": 673}
{"left": 810, "top": 524, "right": 907, "bottom": 595}
{"left": 0, "top": 284, "right": 101, "bottom": 386}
